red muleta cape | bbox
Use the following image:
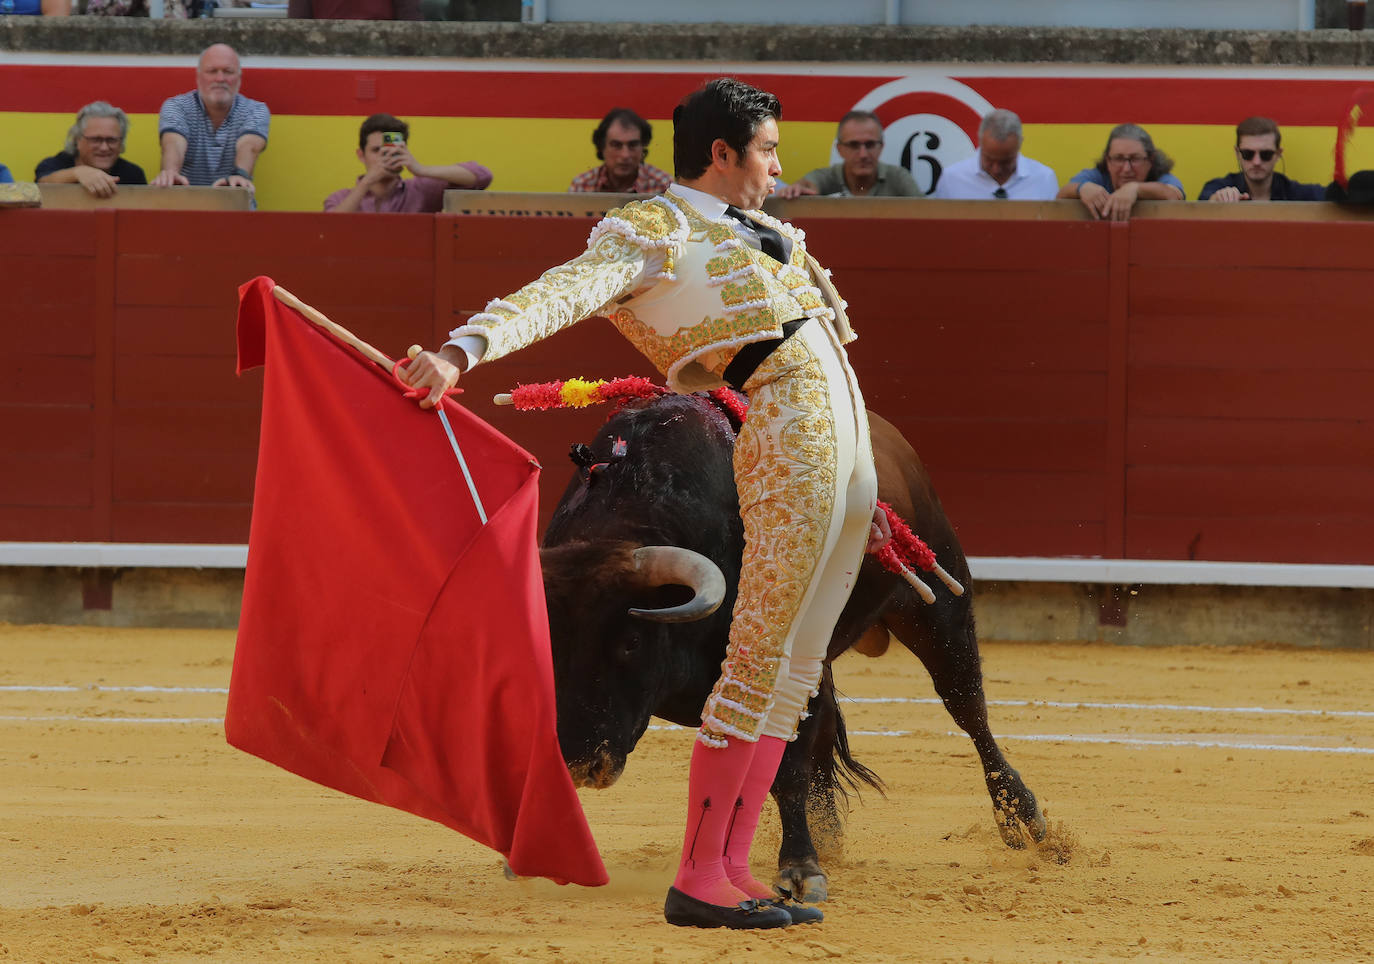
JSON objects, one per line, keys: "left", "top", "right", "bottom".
{"left": 228, "top": 276, "right": 607, "bottom": 887}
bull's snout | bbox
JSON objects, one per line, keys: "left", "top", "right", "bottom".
{"left": 566, "top": 743, "right": 625, "bottom": 790}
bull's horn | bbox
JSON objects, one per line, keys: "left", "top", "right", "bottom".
{"left": 628, "top": 546, "right": 727, "bottom": 623}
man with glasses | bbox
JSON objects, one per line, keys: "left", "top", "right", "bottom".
{"left": 933, "top": 109, "right": 1058, "bottom": 201}
{"left": 568, "top": 108, "right": 672, "bottom": 194}
{"left": 1198, "top": 117, "right": 1325, "bottom": 202}
{"left": 34, "top": 101, "right": 147, "bottom": 198}
{"left": 776, "top": 110, "right": 920, "bottom": 198}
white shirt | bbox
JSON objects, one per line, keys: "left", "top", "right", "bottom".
{"left": 932, "top": 152, "right": 1059, "bottom": 201}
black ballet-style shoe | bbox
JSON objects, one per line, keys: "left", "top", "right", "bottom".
{"left": 768, "top": 889, "right": 823, "bottom": 924}
{"left": 663, "top": 887, "right": 793, "bottom": 929}
{"left": 769, "top": 898, "right": 823, "bottom": 924}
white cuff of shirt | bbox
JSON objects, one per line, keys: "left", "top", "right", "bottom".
{"left": 441, "top": 334, "right": 486, "bottom": 372}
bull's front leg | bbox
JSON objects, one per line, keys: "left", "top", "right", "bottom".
{"left": 768, "top": 697, "right": 833, "bottom": 903}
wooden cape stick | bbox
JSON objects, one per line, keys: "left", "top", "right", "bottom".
{"left": 271, "top": 285, "right": 394, "bottom": 369}
{"left": 270, "top": 284, "right": 489, "bottom": 524}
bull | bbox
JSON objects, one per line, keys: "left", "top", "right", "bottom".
{"left": 539, "top": 390, "right": 1045, "bottom": 901}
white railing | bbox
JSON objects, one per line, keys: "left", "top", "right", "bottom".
{"left": 4, "top": 543, "right": 1373, "bottom": 588}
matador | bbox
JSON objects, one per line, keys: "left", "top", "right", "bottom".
{"left": 403, "top": 78, "right": 889, "bottom": 930}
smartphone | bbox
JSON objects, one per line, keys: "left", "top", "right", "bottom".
{"left": 382, "top": 132, "right": 405, "bottom": 145}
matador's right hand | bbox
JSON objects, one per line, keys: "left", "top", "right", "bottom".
{"left": 400, "top": 346, "right": 464, "bottom": 409}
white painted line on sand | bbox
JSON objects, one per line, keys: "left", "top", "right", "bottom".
{"left": 3, "top": 715, "right": 1368, "bottom": 753}
{"left": 646, "top": 724, "right": 1374, "bottom": 755}
{"left": 845, "top": 696, "right": 1374, "bottom": 719}
{"left": 7, "top": 686, "right": 1367, "bottom": 721}
{"left": 977, "top": 732, "right": 1374, "bottom": 755}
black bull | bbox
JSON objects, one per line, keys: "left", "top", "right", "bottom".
{"left": 539, "top": 391, "right": 1045, "bottom": 901}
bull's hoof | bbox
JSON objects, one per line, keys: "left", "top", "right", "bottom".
{"left": 987, "top": 769, "right": 1047, "bottom": 849}
{"left": 774, "top": 865, "right": 828, "bottom": 903}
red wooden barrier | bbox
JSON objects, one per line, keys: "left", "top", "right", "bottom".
{"left": 3, "top": 207, "right": 1372, "bottom": 565}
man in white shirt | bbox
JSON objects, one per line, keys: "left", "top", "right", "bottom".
{"left": 933, "top": 109, "right": 1058, "bottom": 201}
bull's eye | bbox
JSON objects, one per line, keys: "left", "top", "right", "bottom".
{"left": 619, "top": 634, "right": 641, "bottom": 660}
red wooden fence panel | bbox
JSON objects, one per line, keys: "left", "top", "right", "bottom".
{"left": 1125, "top": 220, "right": 1374, "bottom": 563}
{"left": 0, "top": 211, "right": 101, "bottom": 540}
{"left": 3, "top": 207, "right": 1373, "bottom": 566}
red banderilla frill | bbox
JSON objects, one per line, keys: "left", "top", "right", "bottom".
{"left": 874, "top": 501, "right": 965, "bottom": 604}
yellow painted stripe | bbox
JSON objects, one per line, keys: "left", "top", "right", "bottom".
{"left": 8, "top": 112, "right": 1374, "bottom": 210}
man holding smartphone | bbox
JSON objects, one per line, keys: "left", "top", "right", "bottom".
{"left": 324, "top": 113, "right": 493, "bottom": 213}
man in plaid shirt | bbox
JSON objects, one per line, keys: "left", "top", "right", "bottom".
{"left": 568, "top": 108, "right": 672, "bottom": 194}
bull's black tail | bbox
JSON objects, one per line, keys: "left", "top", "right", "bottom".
{"left": 817, "top": 668, "right": 885, "bottom": 802}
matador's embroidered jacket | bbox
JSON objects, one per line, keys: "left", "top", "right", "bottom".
{"left": 446, "top": 187, "right": 855, "bottom": 393}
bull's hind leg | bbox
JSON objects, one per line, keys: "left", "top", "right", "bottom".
{"left": 886, "top": 593, "right": 1046, "bottom": 848}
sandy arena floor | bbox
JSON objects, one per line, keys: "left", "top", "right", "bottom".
{"left": 1, "top": 623, "right": 1372, "bottom": 963}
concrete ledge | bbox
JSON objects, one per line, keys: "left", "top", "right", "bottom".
{"left": 974, "top": 580, "right": 1374, "bottom": 650}
{"left": 7, "top": 19, "right": 1374, "bottom": 66}
{"left": 0, "top": 566, "right": 244, "bottom": 630}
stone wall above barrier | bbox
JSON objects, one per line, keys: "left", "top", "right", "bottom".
{"left": 7, "top": 18, "right": 1374, "bottom": 66}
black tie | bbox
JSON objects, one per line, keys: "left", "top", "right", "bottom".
{"left": 725, "top": 205, "right": 788, "bottom": 263}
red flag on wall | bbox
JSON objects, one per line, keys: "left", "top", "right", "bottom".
{"left": 227, "top": 276, "right": 606, "bottom": 887}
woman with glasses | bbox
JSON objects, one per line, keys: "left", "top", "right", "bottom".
{"left": 1057, "top": 122, "right": 1184, "bottom": 220}
{"left": 34, "top": 101, "right": 147, "bottom": 199}
{"left": 1198, "top": 117, "right": 1325, "bottom": 203}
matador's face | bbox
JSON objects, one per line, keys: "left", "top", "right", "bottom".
{"left": 724, "top": 116, "right": 782, "bottom": 210}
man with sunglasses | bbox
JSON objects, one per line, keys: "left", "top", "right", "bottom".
{"left": 1199, "top": 117, "right": 1325, "bottom": 202}
{"left": 776, "top": 110, "right": 920, "bottom": 198}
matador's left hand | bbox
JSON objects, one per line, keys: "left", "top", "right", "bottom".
{"left": 866, "top": 506, "right": 892, "bottom": 554}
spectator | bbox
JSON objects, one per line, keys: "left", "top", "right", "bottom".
{"left": 568, "top": 108, "right": 672, "bottom": 194}
{"left": 288, "top": 0, "right": 420, "bottom": 18}
{"left": 933, "top": 109, "right": 1058, "bottom": 200}
{"left": 1057, "top": 123, "right": 1184, "bottom": 221}
{"left": 0, "top": 164, "right": 12, "bottom": 183}
{"left": 1, "top": 0, "right": 72, "bottom": 13}
{"left": 34, "top": 101, "right": 147, "bottom": 199}
{"left": 776, "top": 111, "right": 920, "bottom": 199}
{"left": 84, "top": 0, "right": 151, "bottom": 13}
{"left": 151, "top": 44, "right": 269, "bottom": 197}
{"left": 324, "top": 114, "right": 492, "bottom": 213}
{"left": 1198, "top": 117, "right": 1325, "bottom": 202}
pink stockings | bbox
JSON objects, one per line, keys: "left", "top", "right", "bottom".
{"left": 673, "top": 735, "right": 788, "bottom": 905}
{"left": 723, "top": 734, "right": 788, "bottom": 899}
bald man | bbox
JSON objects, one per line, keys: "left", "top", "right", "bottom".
{"left": 152, "top": 43, "right": 270, "bottom": 196}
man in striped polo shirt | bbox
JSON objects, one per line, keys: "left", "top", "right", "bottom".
{"left": 152, "top": 44, "right": 270, "bottom": 200}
